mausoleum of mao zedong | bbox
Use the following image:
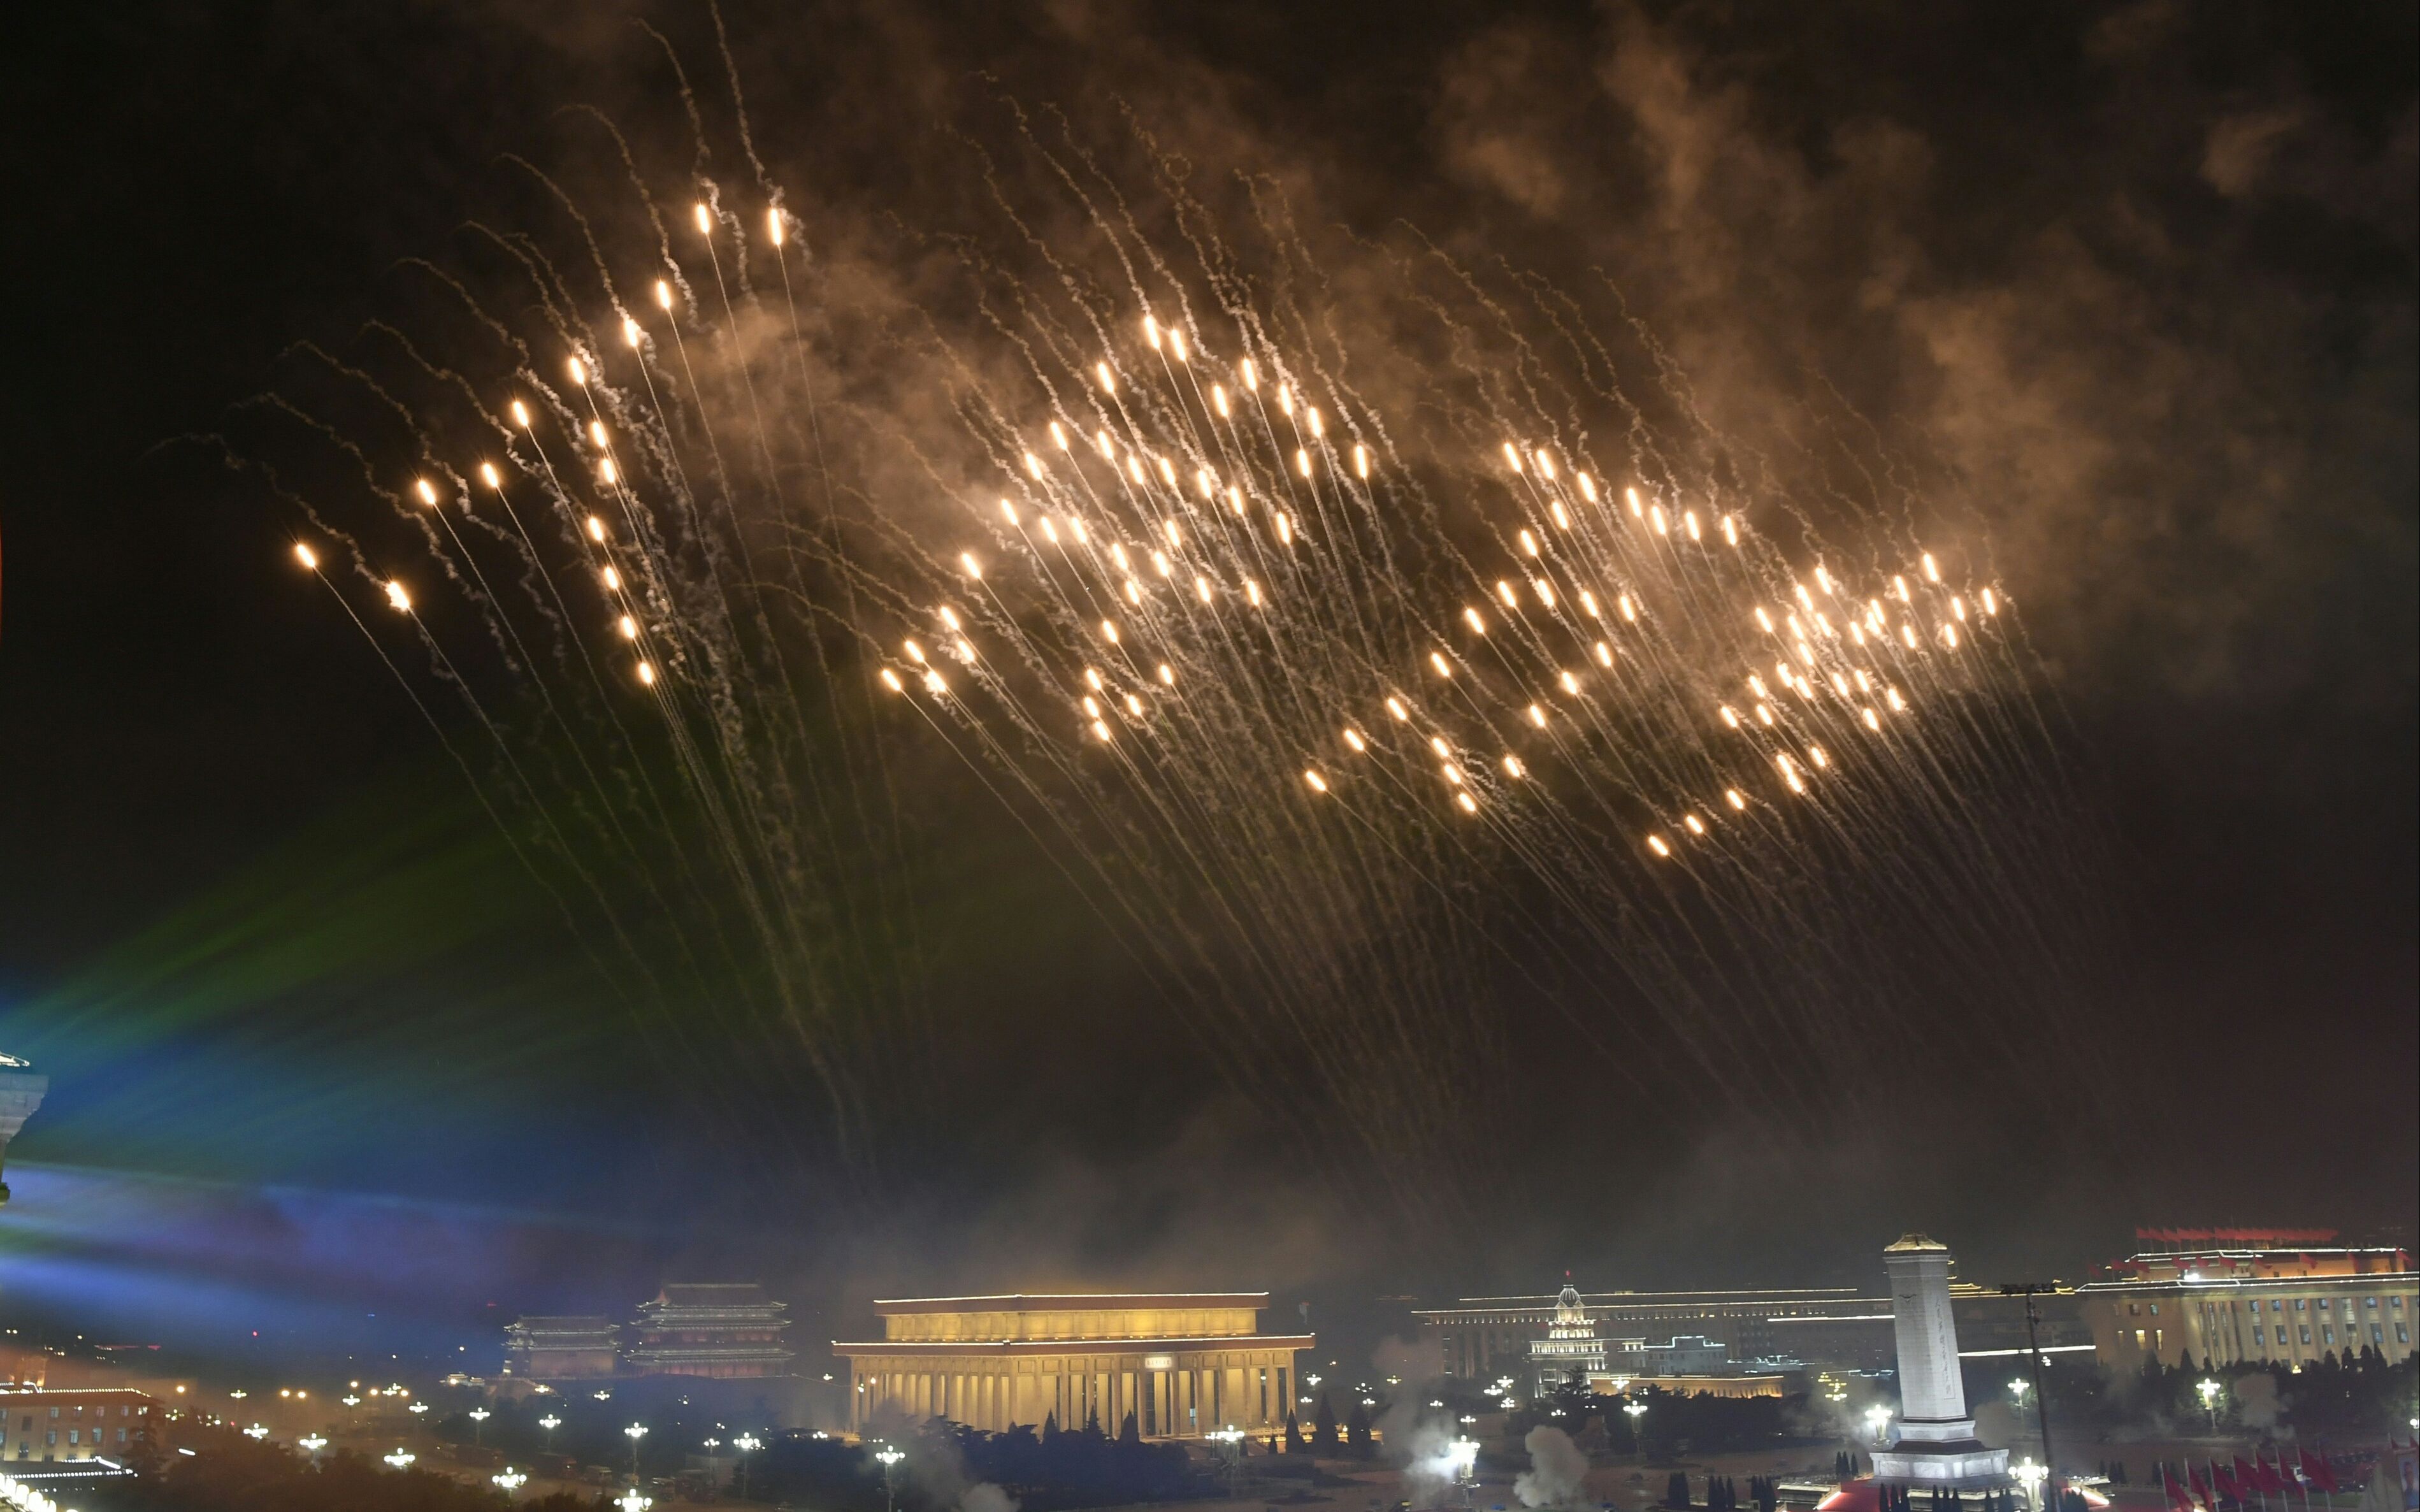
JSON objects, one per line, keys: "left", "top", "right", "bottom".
{"left": 835, "top": 1293, "right": 1313, "bottom": 1439}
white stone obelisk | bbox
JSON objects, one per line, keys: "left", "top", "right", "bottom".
{"left": 1872, "top": 1234, "right": 2008, "bottom": 1487}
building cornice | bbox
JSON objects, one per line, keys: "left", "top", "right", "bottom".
{"left": 834, "top": 1332, "right": 1314, "bottom": 1356}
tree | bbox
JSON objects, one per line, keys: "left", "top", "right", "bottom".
{"left": 1286, "top": 1409, "right": 1307, "bottom": 1455}
{"left": 1316, "top": 1393, "right": 1339, "bottom": 1449}
{"left": 1347, "top": 1398, "right": 1373, "bottom": 1458}
{"left": 1667, "top": 1471, "right": 1692, "bottom": 1508}
{"left": 1120, "top": 1409, "right": 1141, "bottom": 1444}
{"left": 1041, "top": 1411, "right": 1060, "bottom": 1448}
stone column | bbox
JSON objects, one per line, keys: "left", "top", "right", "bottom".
{"left": 1882, "top": 1235, "right": 1973, "bottom": 1441}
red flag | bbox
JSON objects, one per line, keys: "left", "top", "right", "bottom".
{"left": 2215, "top": 1464, "right": 2242, "bottom": 1501}
{"left": 2236, "top": 1458, "right": 2272, "bottom": 1496}
{"left": 2252, "top": 1455, "right": 2287, "bottom": 1495}
{"left": 2164, "top": 1467, "right": 2198, "bottom": 1512}
{"left": 2298, "top": 1450, "right": 2338, "bottom": 1495}
{"left": 2191, "top": 1467, "right": 2216, "bottom": 1505}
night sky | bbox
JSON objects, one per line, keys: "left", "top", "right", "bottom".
{"left": 1, "top": 1, "right": 2412, "bottom": 1367}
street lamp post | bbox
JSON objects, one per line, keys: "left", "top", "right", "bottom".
{"left": 539, "top": 1413, "right": 561, "bottom": 1452}
{"left": 1623, "top": 1399, "right": 1648, "bottom": 1457}
{"left": 2001, "top": 1285, "right": 2064, "bottom": 1512}
{"left": 1865, "top": 1406, "right": 1894, "bottom": 1446}
{"left": 2196, "top": 1379, "right": 2222, "bottom": 1435}
{"left": 299, "top": 1434, "right": 328, "bottom": 1458}
{"left": 385, "top": 1448, "right": 417, "bottom": 1470}
{"left": 625, "top": 1422, "right": 649, "bottom": 1481}
{"left": 470, "top": 1407, "right": 492, "bottom": 1448}
{"left": 734, "top": 1432, "right": 763, "bottom": 1501}
{"left": 877, "top": 1445, "right": 906, "bottom": 1512}
{"left": 2015, "top": 1460, "right": 2047, "bottom": 1512}
{"left": 493, "top": 1466, "right": 528, "bottom": 1501}
{"left": 1448, "top": 1434, "right": 1481, "bottom": 1511}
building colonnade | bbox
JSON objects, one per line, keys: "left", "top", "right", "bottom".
{"left": 847, "top": 1348, "right": 1296, "bottom": 1438}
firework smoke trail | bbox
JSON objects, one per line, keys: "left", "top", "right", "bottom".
{"left": 832, "top": 113, "right": 2110, "bottom": 1179}
{"left": 251, "top": 84, "right": 2107, "bottom": 1224}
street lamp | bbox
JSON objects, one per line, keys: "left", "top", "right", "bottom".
{"left": 2196, "top": 1379, "right": 2222, "bottom": 1434}
{"left": 615, "top": 1492, "right": 652, "bottom": 1512}
{"left": 244, "top": 1424, "right": 270, "bottom": 1441}
{"left": 385, "top": 1448, "right": 417, "bottom": 1469}
{"left": 469, "top": 1407, "right": 492, "bottom": 1447}
{"left": 299, "top": 1434, "right": 328, "bottom": 1456}
{"left": 625, "top": 1422, "right": 649, "bottom": 1479}
{"left": 1448, "top": 1436, "right": 1481, "bottom": 1509}
{"left": 410, "top": 1401, "right": 429, "bottom": 1418}
{"left": 493, "top": 1466, "right": 528, "bottom": 1499}
{"left": 734, "top": 1433, "right": 763, "bottom": 1501}
{"left": 1864, "top": 1406, "right": 1893, "bottom": 1445}
{"left": 877, "top": 1444, "right": 906, "bottom": 1512}
{"left": 538, "top": 1413, "right": 561, "bottom": 1452}
{"left": 342, "top": 1394, "right": 362, "bottom": 1409}
{"left": 1622, "top": 1399, "right": 1648, "bottom": 1454}
{"left": 2008, "top": 1379, "right": 2031, "bottom": 1409}
{"left": 2015, "top": 1459, "right": 2047, "bottom": 1512}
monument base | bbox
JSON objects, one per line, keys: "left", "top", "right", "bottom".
{"left": 1871, "top": 1443, "right": 2010, "bottom": 1488}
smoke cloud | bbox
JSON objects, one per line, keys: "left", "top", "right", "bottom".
{"left": 1516, "top": 1425, "right": 1590, "bottom": 1509}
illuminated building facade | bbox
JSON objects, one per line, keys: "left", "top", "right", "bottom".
{"left": 1420, "top": 1280, "right": 2085, "bottom": 1380}
{"left": 2076, "top": 1231, "right": 2417, "bottom": 1370}
{"left": 500, "top": 1316, "right": 621, "bottom": 1383}
{"left": 2, "top": 1388, "right": 153, "bottom": 1464}
{"left": 1531, "top": 1285, "right": 1617, "bottom": 1393}
{"left": 835, "top": 1292, "right": 1313, "bottom": 1438}
{"left": 625, "top": 1285, "right": 795, "bottom": 1379}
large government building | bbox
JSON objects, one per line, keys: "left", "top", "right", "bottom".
{"left": 1417, "top": 1280, "right": 2089, "bottom": 1385}
{"left": 2075, "top": 1230, "right": 2416, "bottom": 1370}
{"left": 835, "top": 1292, "right": 1313, "bottom": 1439}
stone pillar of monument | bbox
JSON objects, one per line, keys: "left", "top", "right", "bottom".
{"left": 0, "top": 1057, "right": 48, "bottom": 1207}
{"left": 1885, "top": 1234, "right": 1973, "bottom": 1443}
{"left": 1871, "top": 1233, "right": 2010, "bottom": 1488}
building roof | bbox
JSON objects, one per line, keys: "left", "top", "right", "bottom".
{"left": 1884, "top": 1234, "right": 1950, "bottom": 1253}
{"left": 834, "top": 1332, "right": 1315, "bottom": 1357}
{"left": 871, "top": 1292, "right": 1271, "bottom": 1314}
{"left": 649, "top": 1284, "right": 782, "bottom": 1309}
{"left": 506, "top": 1316, "right": 620, "bottom": 1338}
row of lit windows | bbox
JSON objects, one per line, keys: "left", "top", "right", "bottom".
{"left": 2132, "top": 1295, "right": 2408, "bottom": 1318}
{"left": 16, "top": 1405, "right": 147, "bottom": 1427}
{"left": 15, "top": 1425, "right": 133, "bottom": 1448}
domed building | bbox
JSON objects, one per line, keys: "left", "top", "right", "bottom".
{"left": 1529, "top": 1284, "right": 1611, "bottom": 1394}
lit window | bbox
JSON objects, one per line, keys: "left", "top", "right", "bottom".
{"left": 2295, "top": 1299, "right": 2307, "bottom": 1311}
{"left": 2253, "top": 1327, "right": 2265, "bottom": 1344}
{"left": 2366, "top": 1297, "right": 2379, "bottom": 1309}
{"left": 2299, "top": 1326, "right": 2311, "bottom": 1345}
